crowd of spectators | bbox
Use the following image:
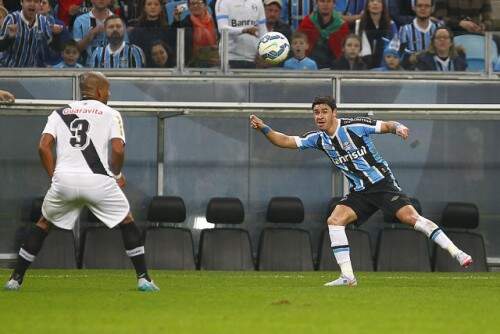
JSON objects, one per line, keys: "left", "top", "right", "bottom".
{"left": 0, "top": 0, "right": 496, "bottom": 71}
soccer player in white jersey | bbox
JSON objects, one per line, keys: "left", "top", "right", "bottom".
{"left": 215, "top": 0, "right": 267, "bottom": 68}
{"left": 250, "top": 96, "right": 473, "bottom": 287}
{"left": 5, "top": 72, "right": 159, "bottom": 292}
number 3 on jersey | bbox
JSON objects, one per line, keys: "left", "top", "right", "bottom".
{"left": 69, "top": 119, "right": 90, "bottom": 149}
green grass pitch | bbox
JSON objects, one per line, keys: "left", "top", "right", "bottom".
{"left": 1, "top": 270, "right": 499, "bottom": 334}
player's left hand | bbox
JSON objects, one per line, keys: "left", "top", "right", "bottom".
{"left": 51, "top": 24, "right": 63, "bottom": 35}
{"left": 117, "top": 174, "right": 126, "bottom": 188}
{"left": 396, "top": 123, "right": 409, "bottom": 140}
{"left": 0, "top": 90, "right": 15, "bottom": 103}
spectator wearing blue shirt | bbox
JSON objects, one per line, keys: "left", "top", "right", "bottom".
{"left": 284, "top": 31, "right": 318, "bottom": 70}
{"left": 372, "top": 45, "right": 403, "bottom": 71}
{"left": 53, "top": 39, "right": 84, "bottom": 68}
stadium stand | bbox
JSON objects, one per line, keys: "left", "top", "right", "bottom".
{"left": 145, "top": 196, "right": 196, "bottom": 270}
{"left": 198, "top": 197, "right": 254, "bottom": 270}
{"left": 434, "top": 202, "right": 488, "bottom": 272}
{"left": 258, "top": 197, "right": 314, "bottom": 271}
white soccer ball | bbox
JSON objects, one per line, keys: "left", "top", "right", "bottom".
{"left": 258, "top": 32, "right": 290, "bottom": 65}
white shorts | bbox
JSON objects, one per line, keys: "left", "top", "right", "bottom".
{"left": 41, "top": 173, "right": 130, "bottom": 230}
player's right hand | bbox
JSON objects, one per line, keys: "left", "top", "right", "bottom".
{"left": 7, "top": 24, "right": 18, "bottom": 38}
{"left": 250, "top": 114, "right": 264, "bottom": 129}
{"left": 243, "top": 26, "right": 258, "bottom": 36}
{"left": 116, "top": 174, "right": 126, "bottom": 188}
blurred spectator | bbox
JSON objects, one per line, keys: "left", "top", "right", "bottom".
{"left": 434, "top": 0, "right": 492, "bottom": 33}
{"left": 87, "top": 15, "right": 145, "bottom": 67}
{"left": 264, "top": 0, "right": 291, "bottom": 41}
{"left": 287, "top": 0, "right": 314, "bottom": 30}
{"left": 173, "top": 0, "right": 218, "bottom": 68}
{"left": 53, "top": 39, "right": 84, "bottom": 67}
{"left": 57, "top": 0, "right": 83, "bottom": 26}
{"left": 331, "top": 33, "right": 367, "bottom": 70}
{"left": 298, "top": 0, "right": 350, "bottom": 69}
{"left": 150, "top": 40, "right": 175, "bottom": 67}
{"left": 37, "top": 0, "right": 73, "bottom": 66}
{"left": 355, "top": 0, "right": 397, "bottom": 69}
{"left": 0, "top": 89, "right": 15, "bottom": 102}
{"left": 215, "top": 0, "right": 267, "bottom": 69}
{"left": 0, "top": 0, "right": 21, "bottom": 12}
{"left": 0, "top": 0, "right": 63, "bottom": 67}
{"left": 373, "top": 44, "right": 403, "bottom": 70}
{"left": 0, "top": 5, "right": 7, "bottom": 23}
{"left": 73, "top": 0, "right": 113, "bottom": 63}
{"left": 283, "top": 31, "right": 318, "bottom": 70}
{"left": 130, "top": 0, "right": 176, "bottom": 67}
{"left": 388, "top": 0, "right": 413, "bottom": 28}
{"left": 336, "top": 0, "right": 364, "bottom": 25}
{"left": 415, "top": 26, "right": 467, "bottom": 71}
{"left": 399, "top": 0, "right": 439, "bottom": 69}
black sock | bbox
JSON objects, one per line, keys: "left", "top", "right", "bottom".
{"left": 120, "top": 222, "right": 150, "bottom": 281}
{"left": 12, "top": 225, "right": 48, "bottom": 284}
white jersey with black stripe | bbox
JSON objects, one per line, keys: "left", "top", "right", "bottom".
{"left": 42, "top": 99, "right": 125, "bottom": 177}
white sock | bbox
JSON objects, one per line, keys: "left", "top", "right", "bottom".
{"left": 414, "top": 216, "right": 460, "bottom": 257}
{"left": 328, "top": 225, "right": 354, "bottom": 279}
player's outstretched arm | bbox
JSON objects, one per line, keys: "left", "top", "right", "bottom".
{"left": 380, "top": 121, "right": 409, "bottom": 140}
{"left": 39, "top": 134, "right": 56, "bottom": 179}
{"left": 0, "top": 90, "right": 15, "bottom": 103}
{"left": 249, "top": 114, "right": 298, "bottom": 149}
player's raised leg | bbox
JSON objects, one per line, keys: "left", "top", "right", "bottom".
{"left": 324, "top": 205, "right": 358, "bottom": 287}
{"left": 119, "top": 213, "right": 159, "bottom": 292}
{"left": 5, "top": 217, "right": 50, "bottom": 290}
{"left": 396, "top": 205, "right": 473, "bottom": 267}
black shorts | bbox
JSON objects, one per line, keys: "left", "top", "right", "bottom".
{"left": 339, "top": 178, "right": 412, "bottom": 224}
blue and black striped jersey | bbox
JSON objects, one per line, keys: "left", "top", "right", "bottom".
{"left": 87, "top": 42, "right": 145, "bottom": 68}
{"left": 294, "top": 117, "right": 396, "bottom": 192}
{"left": 0, "top": 11, "right": 53, "bottom": 67}
{"left": 400, "top": 18, "right": 440, "bottom": 54}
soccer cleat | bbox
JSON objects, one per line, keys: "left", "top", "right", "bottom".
{"left": 4, "top": 279, "right": 21, "bottom": 291}
{"left": 456, "top": 251, "right": 473, "bottom": 268}
{"left": 137, "top": 278, "right": 160, "bottom": 292}
{"left": 324, "top": 275, "right": 357, "bottom": 287}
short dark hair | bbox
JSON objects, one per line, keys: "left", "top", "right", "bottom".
{"left": 312, "top": 96, "right": 336, "bottom": 111}
{"left": 62, "top": 39, "right": 79, "bottom": 51}
{"left": 414, "top": 0, "right": 434, "bottom": 7}
{"left": 104, "top": 15, "right": 124, "bottom": 26}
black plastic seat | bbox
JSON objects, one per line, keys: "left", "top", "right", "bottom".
{"left": 81, "top": 225, "right": 131, "bottom": 269}
{"left": 434, "top": 202, "right": 488, "bottom": 272}
{"left": 258, "top": 197, "right": 314, "bottom": 271}
{"left": 145, "top": 196, "right": 196, "bottom": 270}
{"left": 27, "top": 197, "right": 77, "bottom": 269}
{"left": 198, "top": 197, "right": 254, "bottom": 270}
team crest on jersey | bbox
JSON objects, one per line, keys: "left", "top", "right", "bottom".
{"left": 342, "top": 141, "right": 353, "bottom": 150}
{"left": 251, "top": 4, "right": 258, "bottom": 11}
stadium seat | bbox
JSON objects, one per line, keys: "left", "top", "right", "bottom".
{"left": 258, "top": 197, "right": 314, "bottom": 271}
{"left": 81, "top": 210, "right": 131, "bottom": 269}
{"left": 434, "top": 202, "right": 488, "bottom": 272}
{"left": 453, "top": 34, "right": 498, "bottom": 72}
{"left": 28, "top": 197, "right": 78, "bottom": 269}
{"left": 145, "top": 196, "right": 196, "bottom": 270}
{"left": 376, "top": 228, "right": 431, "bottom": 271}
{"left": 318, "top": 197, "right": 374, "bottom": 271}
{"left": 198, "top": 197, "right": 254, "bottom": 270}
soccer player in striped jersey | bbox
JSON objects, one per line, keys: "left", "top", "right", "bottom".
{"left": 87, "top": 15, "right": 145, "bottom": 68}
{"left": 399, "top": 0, "right": 440, "bottom": 69}
{"left": 250, "top": 96, "right": 473, "bottom": 286}
{"left": 0, "top": 0, "right": 63, "bottom": 67}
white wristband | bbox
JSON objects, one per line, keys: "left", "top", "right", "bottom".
{"left": 113, "top": 172, "right": 122, "bottom": 180}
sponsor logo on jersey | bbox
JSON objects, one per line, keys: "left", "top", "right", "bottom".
{"left": 333, "top": 146, "right": 368, "bottom": 165}
{"left": 231, "top": 19, "right": 257, "bottom": 27}
{"left": 62, "top": 108, "right": 103, "bottom": 115}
